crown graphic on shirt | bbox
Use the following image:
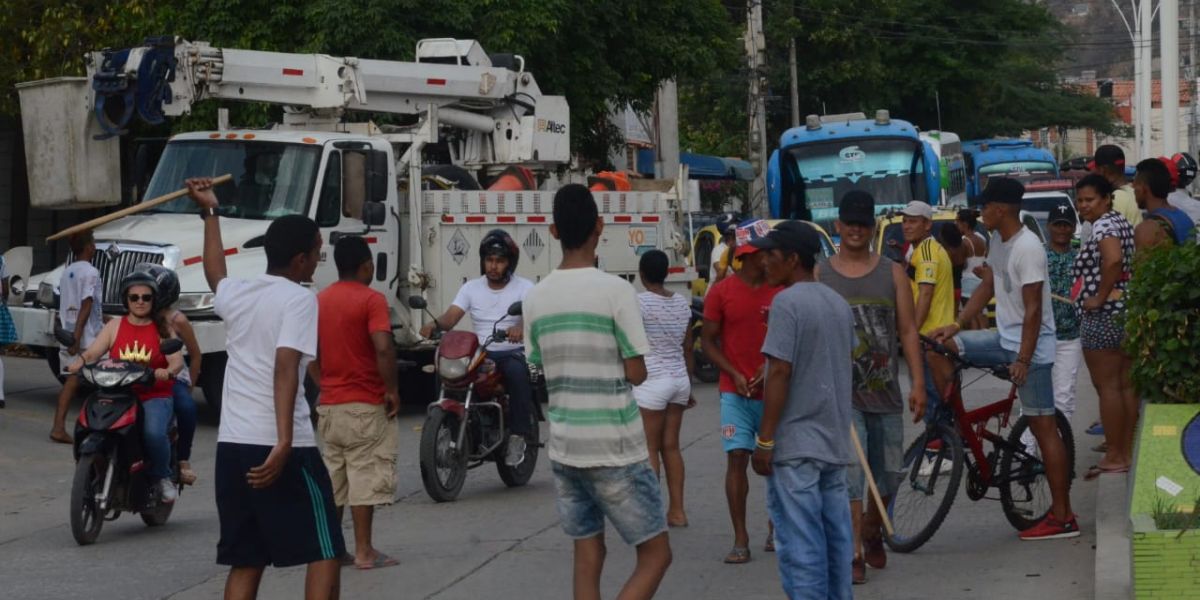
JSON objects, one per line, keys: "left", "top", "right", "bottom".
{"left": 118, "top": 340, "right": 154, "bottom": 363}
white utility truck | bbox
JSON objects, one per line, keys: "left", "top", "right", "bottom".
{"left": 14, "top": 36, "right": 696, "bottom": 409}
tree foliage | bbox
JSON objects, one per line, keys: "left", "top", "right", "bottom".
{"left": 0, "top": 0, "right": 737, "bottom": 163}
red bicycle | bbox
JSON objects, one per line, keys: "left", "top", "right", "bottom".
{"left": 884, "top": 335, "right": 1075, "bottom": 553}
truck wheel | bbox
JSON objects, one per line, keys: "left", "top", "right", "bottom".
{"left": 199, "top": 353, "right": 227, "bottom": 416}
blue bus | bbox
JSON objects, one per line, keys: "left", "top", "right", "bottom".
{"left": 766, "top": 110, "right": 940, "bottom": 231}
{"left": 962, "top": 139, "right": 1058, "bottom": 202}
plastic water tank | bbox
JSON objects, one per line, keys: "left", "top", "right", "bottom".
{"left": 16, "top": 77, "right": 121, "bottom": 209}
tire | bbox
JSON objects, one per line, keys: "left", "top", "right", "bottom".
{"left": 140, "top": 499, "right": 174, "bottom": 527}
{"left": 884, "top": 422, "right": 964, "bottom": 553}
{"left": 998, "top": 410, "right": 1076, "bottom": 531}
{"left": 70, "top": 453, "right": 108, "bottom": 545}
{"left": 496, "top": 409, "right": 539, "bottom": 488}
{"left": 419, "top": 407, "right": 469, "bottom": 502}
{"left": 199, "top": 353, "right": 227, "bottom": 416}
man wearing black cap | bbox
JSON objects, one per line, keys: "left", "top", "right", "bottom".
{"left": 931, "top": 177, "right": 1078, "bottom": 541}
{"left": 748, "top": 221, "right": 856, "bottom": 598}
{"left": 1034, "top": 198, "right": 1082, "bottom": 447}
{"left": 817, "top": 191, "right": 927, "bottom": 584}
{"left": 1091, "top": 144, "right": 1143, "bottom": 226}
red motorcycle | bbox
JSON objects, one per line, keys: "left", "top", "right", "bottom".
{"left": 408, "top": 296, "right": 544, "bottom": 502}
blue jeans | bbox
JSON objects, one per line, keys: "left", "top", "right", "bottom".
{"left": 551, "top": 460, "right": 667, "bottom": 545}
{"left": 490, "top": 350, "right": 533, "bottom": 437}
{"left": 922, "top": 360, "right": 944, "bottom": 425}
{"left": 142, "top": 398, "right": 174, "bottom": 480}
{"left": 172, "top": 380, "right": 197, "bottom": 462}
{"left": 767, "top": 458, "right": 853, "bottom": 600}
{"left": 952, "top": 330, "right": 1056, "bottom": 416}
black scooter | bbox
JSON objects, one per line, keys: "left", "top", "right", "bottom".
{"left": 55, "top": 329, "right": 184, "bottom": 545}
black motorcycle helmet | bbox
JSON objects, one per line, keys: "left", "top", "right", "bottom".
{"left": 1174, "top": 152, "right": 1198, "bottom": 188}
{"left": 134, "top": 263, "right": 180, "bottom": 313}
{"left": 715, "top": 212, "right": 739, "bottom": 238}
{"left": 479, "top": 229, "right": 520, "bottom": 282}
{"left": 119, "top": 268, "right": 161, "bottom": 312}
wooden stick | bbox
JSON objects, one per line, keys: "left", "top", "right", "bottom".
{"left": 1051, "top": 294, "right": 1073, "bottom": 304}
{"left": 47, "top": 174, "right": 233, "bottom": 243}
{"left": 850, "top": 424, "right": 895, "bottom": 536}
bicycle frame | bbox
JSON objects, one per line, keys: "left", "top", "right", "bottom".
{"left": 937, "top": 370, "right": 1019, "bottom": 485}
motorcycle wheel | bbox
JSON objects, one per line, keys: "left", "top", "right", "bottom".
{"left": 496, "top": 411, "right": 539, "bottom": 488}
{"left": 419, "top": 407, "right": 469, "bottom": 502}
{"left": 141, "top": 498, "right": 174, "bottom": 527}
{"left": 70, "top": 453, "right": 107, "bottom": 545}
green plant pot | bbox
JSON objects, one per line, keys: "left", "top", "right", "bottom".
{"left": 1131, "top": 404, "right": 1200, "bottom": 599}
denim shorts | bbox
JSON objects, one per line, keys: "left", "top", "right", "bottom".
{"left": 551, "top": 460, "right": 667, "bottom": 546}
{"left": 846, "top": 410, "right": 903, "bottom": 501}
{"left": 952, "top": 330, "right": 1055, "bottom": 417}
{"left": 720, "top": 393, "right": 764, "bottom": 453}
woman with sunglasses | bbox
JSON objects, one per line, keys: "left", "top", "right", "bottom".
{"left": 69, "top": 269, "right": 185, "bottom": 503}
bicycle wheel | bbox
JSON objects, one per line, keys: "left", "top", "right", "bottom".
{"left": 884, "top": 422, "right": 965, "bottom": 553}
{"left": 998, "top": 410, "right": 1076, "bottom": 531}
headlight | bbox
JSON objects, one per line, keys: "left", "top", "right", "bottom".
{"left": 438, "top": 356, "right": 471, "bottom": 380}
{"left": 37, "top": 282, "right": 55, "bottom": 306}
{"left": 176, "top": 292, "right": 216, "bottom": 313}
{"left": 85, "top": 369, "right": 127, "bottom": 388}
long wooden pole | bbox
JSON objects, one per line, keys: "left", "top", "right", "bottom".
{"left": 46, "top": 174, "right": 233, "bottom": 243}
{"left": 850, "top": 425, "right": 895, "bottom": 536}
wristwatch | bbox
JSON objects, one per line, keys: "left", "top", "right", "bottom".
{"left": 199, "top": 207, "right": 218, "bottom": 220}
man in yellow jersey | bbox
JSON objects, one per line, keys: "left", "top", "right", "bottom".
{"left": 1090, "top": 144, "right": 1143, "bottom": 227}
{"left": 900, "top": 201, "right": 955, "bottom": 424}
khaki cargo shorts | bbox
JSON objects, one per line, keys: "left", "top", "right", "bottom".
{"left": 316, "top": 402, "right": 400, "bottom": 507}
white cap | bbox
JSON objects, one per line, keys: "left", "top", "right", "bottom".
{"left": 899, "top": 201, "right": 933, "bottom": 220}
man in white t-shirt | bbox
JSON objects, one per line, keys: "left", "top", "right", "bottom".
{"left": 420, "top": 229, "right": 534, "bottom": 467}
{"left": 931, "top": 177, "right": 1077, "bottom": 542}
{"left": 186, "top": 177, "right": 343, "bottom": 600}
{"left": 50, "top": 231, "right": 104, "bottom": 443}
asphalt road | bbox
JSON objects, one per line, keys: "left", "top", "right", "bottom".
{"left": 0, "top": 355, "right": 1099, "bottom": 599}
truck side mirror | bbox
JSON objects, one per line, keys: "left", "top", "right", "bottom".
{"left": 369, "top": 150, "right": 389, "bottom": 204}
{"left": 362, "top": 201, "right": 386, "bottom": 226}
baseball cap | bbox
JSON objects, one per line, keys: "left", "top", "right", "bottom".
{"left": 898, "top": 201, "right": 933, "bottom": 220}
{"left": 1090, "top": 145, "right": 1126, "bottom": 170}
{"left": 1048, "top": 198, "right": 1077, "bottom": 225}
{"left": 749, "top": 220, "right": 822, "bottom": 258}
{"left": 979, "top": 177, "right": 1025, "bottom": 205}
{"left": 734, "top": 219, "right": 773, "bottom": 257}
{"left": 839, "top": 191, "right": 876, "bottom": 226}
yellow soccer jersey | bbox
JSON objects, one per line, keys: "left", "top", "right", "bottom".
{"left": 909, "top": 237, "right": 956, "bottom": 334}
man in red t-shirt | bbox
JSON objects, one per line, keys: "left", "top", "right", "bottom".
{"left": 701, "top": 219, "right": 783, "bottom": 564}
{"left": 313, "top": 236, "right": 400, "bottom": 570}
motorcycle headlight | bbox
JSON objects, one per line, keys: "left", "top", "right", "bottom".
{"left": 176, "top": 292, "right": 216, "bottom": 314}
{"left": 438, "top": 356, "right": 471, "bottom": 380}
{"left": 37, "top": 281, "right": 55, "bottom": 307}
{"left": 86, "top": 369, "right": 128, "bottom": 388}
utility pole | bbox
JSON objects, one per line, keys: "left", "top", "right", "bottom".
{"left": 746, "top": 0, "right": 769, "bottom": 217}
{"left": 1190, "top": 0, "right": 1198, "bottom": 155}
{"left": 1164, "top": 0, "right": 1181, "bottom": 156}
{"left": 654, "top": 80, "right": 680, "bottom": 180}
{"left": 789, "top": 38, "right": 800, "bottom": 128}
{"left": 1139, "top": 0, "right": 1153, "bottom": 160}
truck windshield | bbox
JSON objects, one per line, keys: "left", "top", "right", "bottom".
{"left": 143, "top": 140, "right": 321, "bottom": 220}
{"left": 786, "top": 137, "right": 925, "bottom": 224}
{"left": 978, "top": 161, "right": 1057, "bottom": 189}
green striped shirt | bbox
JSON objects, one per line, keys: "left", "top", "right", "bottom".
{"left": 524, "top": 268, "right": 650, "bottom": 467}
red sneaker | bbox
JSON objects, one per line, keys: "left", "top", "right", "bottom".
{"left": 1019, "top": 513, "right": 1080, "bottom": 541}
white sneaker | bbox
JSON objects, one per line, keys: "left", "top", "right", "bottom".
{"left": 918, "top": 455, "right": 953, "bottom": 477}
{"left": 159, "top": 478, "right": 178, "bottom": 504}
{"left": 505, "top": 435, "right": 527, "bottom": 467}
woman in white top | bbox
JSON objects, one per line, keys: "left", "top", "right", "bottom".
{"left": 957, "top": 208, "right": 989, "bottom": 329}
{"left": 633, "top": 250, "right": 695, "bottom": 528}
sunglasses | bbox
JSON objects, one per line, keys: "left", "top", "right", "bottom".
{"left": 127, "top": 294, "right": 154, "bottom": 303}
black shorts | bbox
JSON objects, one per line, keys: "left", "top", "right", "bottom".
{"left": 215, "top": 443, "right": 345, "bottom": 568}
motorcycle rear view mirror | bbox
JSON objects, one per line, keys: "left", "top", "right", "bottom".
{"left": 54, "top": 327, "right": 77, "bottom": 348}
{"left": 506, "top": 301, "right": 522, "bottom": 316}
{"left": 160, "top": 339, "right": 185, "bottom": 355}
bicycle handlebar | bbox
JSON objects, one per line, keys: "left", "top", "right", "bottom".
{"left": 919, "top": 334, "right": 1012, "bottom": 382}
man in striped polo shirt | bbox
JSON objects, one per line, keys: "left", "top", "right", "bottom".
{"left": 524, "top": 184, "right": 672, "bottom": 599}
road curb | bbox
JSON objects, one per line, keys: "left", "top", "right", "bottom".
{"left": 1094, "top": 472, "right": 1132, "bottom": 600}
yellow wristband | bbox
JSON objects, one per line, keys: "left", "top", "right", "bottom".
{"left": 755, "top": 435, "right": 776, "bottom": 450}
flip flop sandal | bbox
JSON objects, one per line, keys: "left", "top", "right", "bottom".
{"left": 356, "top": 552, "right": 400, "bottom": 570}
{"left": 723, "top": 547, "right": 751, "bottom": 564}
{"left": 1084, "top": 464, "right": 1130, "bottom": 481}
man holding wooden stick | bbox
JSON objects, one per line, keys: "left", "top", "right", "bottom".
{"left": 751, "top": 221, "right": 856, "bottom": 600}
{"left": 817, "top": 191, "right": 926, "bottom": 584}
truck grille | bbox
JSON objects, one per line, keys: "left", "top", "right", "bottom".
{"left": 67, "top": 246, "right": 166, "bottom": 309}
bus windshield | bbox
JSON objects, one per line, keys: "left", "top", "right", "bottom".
{"left": 143, "top": 140, "right": 322, "bottom": 220}
{"left": 978, "top": 161, "right": 1057, "bottom": 189}
{"left": 786, "top": 138, "right": 926, "bottom": 223}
